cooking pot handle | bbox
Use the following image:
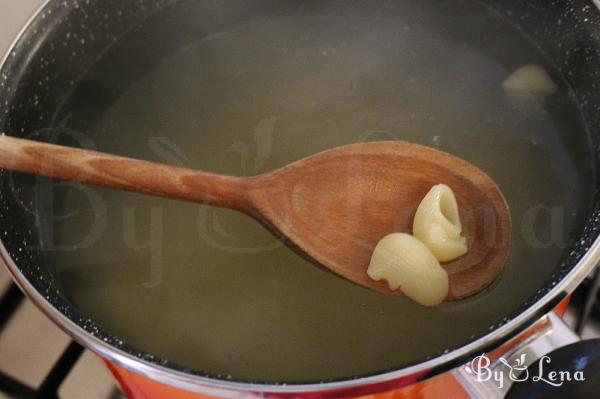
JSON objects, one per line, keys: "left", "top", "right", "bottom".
{"left": 451, "top": 312, "right": 580, "bottom": 398}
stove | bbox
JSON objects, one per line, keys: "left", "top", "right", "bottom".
{"left": 0, "top": 275, "right": 124, "bottom": 399}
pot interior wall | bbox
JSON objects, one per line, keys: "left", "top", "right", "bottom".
{"left": 0, "top": 0, "right": 600, "bottom": 384}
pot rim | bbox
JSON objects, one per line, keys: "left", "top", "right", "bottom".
{"left": 1, "top": 1, "right": 600, "bottom": 397}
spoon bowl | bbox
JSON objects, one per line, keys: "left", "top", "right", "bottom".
{"left": 248, "top": 141, "right": 511, "bottom": 299}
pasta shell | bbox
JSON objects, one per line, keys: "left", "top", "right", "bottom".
{"left": 413, "top": 184, "right": 467, "bottom": 262}
{"left": 367, "top": 233, "right": 449, "bottom": 306}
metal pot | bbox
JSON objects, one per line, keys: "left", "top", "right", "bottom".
{"left": 1, "top": 0, "right": 600, "bottom": 397}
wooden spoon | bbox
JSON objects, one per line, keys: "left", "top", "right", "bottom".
{"left": 0, "top": 135, "right": 510, "bottom": 300}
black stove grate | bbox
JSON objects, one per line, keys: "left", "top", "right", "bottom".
{"left": 0, "top": 283, "right": 84, "bottom": 399}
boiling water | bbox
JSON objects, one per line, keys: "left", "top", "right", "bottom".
{"left": 46, "top": 0, "right": 593, "bottom": 381}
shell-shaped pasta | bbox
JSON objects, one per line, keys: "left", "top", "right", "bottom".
{"left": 413, "top": 184, "right": 467, "bottom": 262}
{"left": 502, "top": 64, "right": 557, "bottom": 97}
{"left": 367, "top": 233, "right": 449, "bottom": 306}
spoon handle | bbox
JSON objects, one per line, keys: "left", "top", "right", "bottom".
{"left": 0, "top": 135, "right": 251, "bottom": 211}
